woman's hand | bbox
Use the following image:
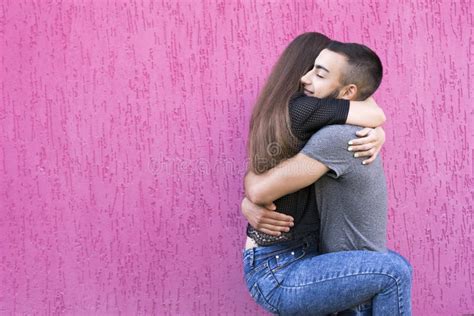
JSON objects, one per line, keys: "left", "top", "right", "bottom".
{"left": 241, "top": 197, "right": 294, "bottom": 236}
{"left": 347, "top": 126, "right": 386, "bottom": 165}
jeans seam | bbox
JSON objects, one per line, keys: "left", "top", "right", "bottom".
{"left": 244, "top": 261, "right": 269, "bottom": 284}
{"left": 374, "top": 274, "right": 404, "bottom": 315}
{"left": 252, "top": 282, "right": 279, "bottom": 314}
{"left": 277, "top": 272, "right": 403, "bottom": 314}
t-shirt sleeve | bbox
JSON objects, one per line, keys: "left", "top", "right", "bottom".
{"left": 289, "top": 93, "right": 350, "bottom": 141}
{"left": 300, "top": 125, "right": 357, "bottom": 178}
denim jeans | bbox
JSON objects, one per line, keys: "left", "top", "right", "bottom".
{"left": 242, "top": 232, "right": 413, "bottom": 315}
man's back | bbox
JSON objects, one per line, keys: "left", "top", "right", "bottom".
{"left": 301, "top": 124, "right": 387, "bottom": 252}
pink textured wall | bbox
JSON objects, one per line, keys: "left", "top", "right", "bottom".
{"left": 1, "top": 0, "right": 472, "bottom": 315}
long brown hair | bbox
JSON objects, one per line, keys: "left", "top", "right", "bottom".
{"left": 247, "top": 32, "right": 331, "bottom": 174}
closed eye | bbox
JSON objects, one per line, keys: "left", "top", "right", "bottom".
{"left": 317, "top": 75, "right": 324, "bottom": 78}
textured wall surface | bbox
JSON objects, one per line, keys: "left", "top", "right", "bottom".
{"left": 1, "top": 0, "right": 472, "bottom": 315}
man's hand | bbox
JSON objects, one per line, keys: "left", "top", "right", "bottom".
{"left": 347, "top": 126, "right": 385, "bottom": 165}
{"left": 241, "top": 197, "right": 294, "bottom": 236}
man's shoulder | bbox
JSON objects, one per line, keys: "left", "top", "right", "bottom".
{"left": 303, "top": 125, "right": 360, "bottom": 157}
{"left": 289, "top": 92, "right": 323, "bottom": 108}
{"left": 316, "top": 124, "right": 361, "bottom": 134}
{"left": 302, "top": 124, "right": 365, "bottom": 177}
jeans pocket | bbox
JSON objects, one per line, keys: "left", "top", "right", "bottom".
{"left": 267, "top": 245, "right": 307, "bottom": 273}
{"left": 249, "top": 282, "right": 279, "bottom": 315}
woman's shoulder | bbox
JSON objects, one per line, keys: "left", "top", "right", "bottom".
{"left": 289, "top": 92, "right": 324, "bottom": 109}
{"left": 289, "top": 91, "right": 308, "bottom": 104}
{"left": 290, "top": 91, "right": 306, "bottom": 100}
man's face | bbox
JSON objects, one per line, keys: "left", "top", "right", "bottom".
{"left": 300, "top": 49, "right": 348, "bottom": 99}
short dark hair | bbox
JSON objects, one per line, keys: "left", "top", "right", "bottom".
{"left": 326, "top": 41, "right": 383, "bottom": 100}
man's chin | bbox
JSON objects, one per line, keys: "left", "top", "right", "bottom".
{"left": 326, "top": 88, "right": 342, "bottom": 99}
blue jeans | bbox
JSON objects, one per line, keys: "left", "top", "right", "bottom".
{"left": 242, "top": 232, "right": 413, "bottom": 315}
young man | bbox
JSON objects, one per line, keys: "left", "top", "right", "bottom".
{"left": 243, "top": 41, "right": 388, "bottom": 254}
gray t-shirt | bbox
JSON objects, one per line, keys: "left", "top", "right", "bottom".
{"left": 301, "top": 124, "right": 387, "bottom": 253}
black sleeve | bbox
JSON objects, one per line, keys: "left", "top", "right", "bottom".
{"left": 289, "top": 92, "right": 350, "bottom": 141}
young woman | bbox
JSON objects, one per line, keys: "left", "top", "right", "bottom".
{"left": 241, "top": 32, "right": 412, "bottom": 315}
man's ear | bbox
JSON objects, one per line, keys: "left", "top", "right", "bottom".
{"left": 339, "top": 84, "right": 358, "bottom": 100}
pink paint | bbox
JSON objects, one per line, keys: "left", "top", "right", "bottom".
{"left": 1, "top": 1, "right": 472, "bottom": 315}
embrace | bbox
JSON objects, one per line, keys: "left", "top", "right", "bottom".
{"left": 241, "top": 32, "right": 413, "bottom": 315}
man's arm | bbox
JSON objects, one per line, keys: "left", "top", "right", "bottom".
{"left": 241, "top": 197, "right": 294, "bottom": 236}
{"left": 245, "top": 152, "right": 329, "bottom": 206}
{"left": 244, "top": 124, "right": 360, "bottom": 207}
{"left": 241, "top": 127, "right": 385, "bottom": 236}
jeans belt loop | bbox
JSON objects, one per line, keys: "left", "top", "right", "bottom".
{"left": 305, "top": 232, "right": 317, "bottom": 247}
{"left": 250, "top": 247, "right": 256, "bottom": 268}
